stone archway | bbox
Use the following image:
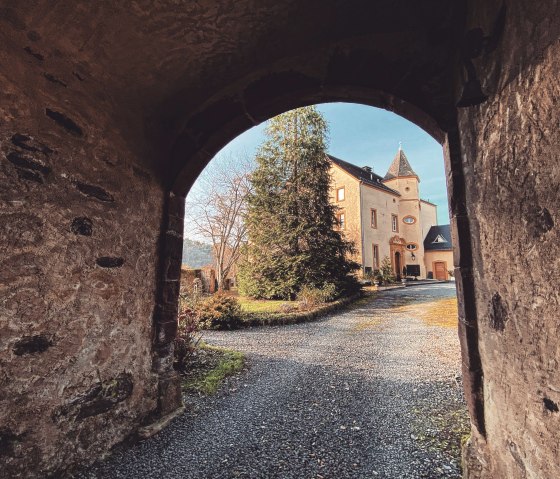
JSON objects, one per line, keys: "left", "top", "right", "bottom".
{"left": 0, "top": 1, "right": 558, "bottom": 478}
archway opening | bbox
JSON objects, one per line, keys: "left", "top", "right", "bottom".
{"left": 169, "top": 102, "right": 471, "bottom": 477}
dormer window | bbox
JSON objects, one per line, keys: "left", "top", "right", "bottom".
{"left": 432, "top": 234, "right": 448, "bottom": 243}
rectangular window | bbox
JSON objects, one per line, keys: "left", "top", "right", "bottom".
{"left": 391, "top": 214, "right": 398, "bottom": 232}
{"left": 373, "top": 244, "right": 379, "bottom": 269}
{"left": 371, "top": 208, "right": 377, "bottom": 228}
{"left": 337, "top": 212, "right": 345, "bottom": 230}
{"left": 337, "top": 187, "right": 345, "bottom": 201}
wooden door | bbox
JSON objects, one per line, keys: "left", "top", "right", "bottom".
{"left": 434, "top": 261, "right": 447, "bottom": 280}
{"left": 394, "top": 252, "right": 401, "bottom": 280}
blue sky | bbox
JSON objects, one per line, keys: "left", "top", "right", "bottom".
{"left": 186, "top": 102, "right": 449, "bottom": 236}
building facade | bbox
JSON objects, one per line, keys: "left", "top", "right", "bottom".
{"left": 329, "top": 148, "right": 453, "bottom": 280}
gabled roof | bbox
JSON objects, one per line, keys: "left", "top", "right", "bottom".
{"left": 327, "top": 154, "right": 400, "bottom": 196}
{"left": 384, "top": 148, "right": 418, "bottom": 180}
{"left": 424, "top": 225, "right": 453, "bottom": 251}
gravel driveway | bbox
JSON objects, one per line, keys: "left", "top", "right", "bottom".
{"left": 76, "top": 283, "right": 468, "bottom": 479}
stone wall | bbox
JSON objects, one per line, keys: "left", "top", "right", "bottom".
{"left": 0, "top": 35, "right": 178, "bottom": 478}
{"left": 180, "top": 267, "right": 217, "bottom": 295}
{"left": 2, "top": 1, "right": 559, "bottom": 477}
{"left": 0, "top": 1, "right": 465, "bottom": 475}
{"left": 457, "top": 1, "right": 560, "bottom": 477}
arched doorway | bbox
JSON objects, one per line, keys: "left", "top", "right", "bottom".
{"left": 394, "top": 252, "right": 402, "bottom": 281}
{"left": 389, "top": 235, "right": 407, "bottom": 281}
{"left": 158, "top": 86, "right": 480, "bottom": 424}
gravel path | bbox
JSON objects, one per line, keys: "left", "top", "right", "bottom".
{"left": 76, "top": 283, "right": 467, "bottom": 479}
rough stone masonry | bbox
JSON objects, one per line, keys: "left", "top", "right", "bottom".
{"left": 0, "top": 1, "right": 558, "bottom": 478}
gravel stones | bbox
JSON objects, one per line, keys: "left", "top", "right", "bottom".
{"left": 75, "top": 283, "right": 467, "bottom": 479}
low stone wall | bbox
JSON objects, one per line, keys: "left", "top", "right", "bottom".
{"left": 180, "top": 267, "right": 216, "bottom": 295}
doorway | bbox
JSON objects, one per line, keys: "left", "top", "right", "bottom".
{"left": 395, "top": 252, "right": 402, "bottom": 281}
{"left": 434, "top": 261, "right": 447, "bottom": 281}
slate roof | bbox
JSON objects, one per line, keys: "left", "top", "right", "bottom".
{"left": 327, "top": 154, "right": 400, "bottom": 196}
{"left": 424, "top": 225, "right": 453, "bottom": 251}
{"left": 384, "top": 148, "right": 418, "bottom": 180}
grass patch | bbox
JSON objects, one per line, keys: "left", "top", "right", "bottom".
{"left": 183, "top": 342, "right": 245, "bottom": 396}
{"left": 411, "top": 394, "right": 470, "bottom": 467}
{"left": 237, "top": 297, "right": 288, "bottom": 314}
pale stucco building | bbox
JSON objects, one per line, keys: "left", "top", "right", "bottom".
{"left": 328, "top": 148, "right": 453, "bottom": 280}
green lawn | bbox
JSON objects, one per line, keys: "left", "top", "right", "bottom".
{"left": 237, "top": 297, "right": 291, "bottom": 313}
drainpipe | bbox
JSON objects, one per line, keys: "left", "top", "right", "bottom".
{"left": 359, "top": 181, "right": 365, "bottom": 275}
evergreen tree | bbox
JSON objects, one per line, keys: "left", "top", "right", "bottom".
{"left": 238, "top": 106, "right": 359, "bottom": 299}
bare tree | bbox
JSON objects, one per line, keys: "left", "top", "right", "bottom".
{"left": 185, "top": 153, "right": 253, "bottom": 291}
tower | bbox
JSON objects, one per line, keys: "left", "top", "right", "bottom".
{"left": 382, "top": 147, "right": 425, "bottom": 277}
{"left": 383, "top": 145, "right": 420, "bottom": 199}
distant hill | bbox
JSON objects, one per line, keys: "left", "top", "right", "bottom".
{"left": 182, "top": 238, "right": 213, "bottom": 268}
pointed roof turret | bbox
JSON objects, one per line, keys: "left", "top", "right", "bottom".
{"left": 384, "top": 146, "right": 418, "bottom": 181}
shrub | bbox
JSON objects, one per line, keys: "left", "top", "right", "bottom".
{"left": 179, "top": 277, "right": 205, "bottom": 311}
{"left": 198, "top": 293, "right": 243, "bottom": 330}
{"left": 336, "top": 275, "right": 362, "bottom": 297}
{"left": 297, "top": 285, "right": 321, "bottom": 310}
{"left": 319, "top": 282, "right": 337, "bottom": 302}
{"left": 378, "top": 257, "right": 396, "bottom": 284}
{"left": 297, "top": 283, "right": 338, "bottom": 310}
{"left": 279, "top": 302, "right": 298, "bottom": 313}
{"left": 173, "top": 306, "right": 202, "bottom": 372}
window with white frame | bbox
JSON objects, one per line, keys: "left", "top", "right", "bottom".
{"left": 337, "top": 187, "right": 345, "bottom": 201}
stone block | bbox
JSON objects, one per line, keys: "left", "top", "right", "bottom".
{"left": 157, "top": 372, "right": 183, "bottom": 417}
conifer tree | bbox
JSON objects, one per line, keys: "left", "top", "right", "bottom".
{"left": 238, "top": 106, "right": 358, "bottom": 299}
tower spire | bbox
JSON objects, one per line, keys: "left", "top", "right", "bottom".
{"left": 384, "top": 146, "right": 418, "bottom": 181}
